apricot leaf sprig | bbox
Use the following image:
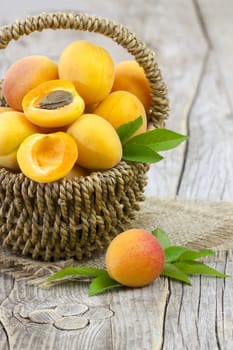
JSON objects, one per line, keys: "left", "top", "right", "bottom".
{"left": 116, "top": 116, "right": 188, "bottom": 163}
{"left": 152, "top": 228, "right": 229, "bottom": 285}
{"left": 46, "top": 266, "right": 120, "bottom": 296}
{"left": 46, "top": 228, "right": 229, "bottom": 296}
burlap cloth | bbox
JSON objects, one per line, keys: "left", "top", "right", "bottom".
{"left": 0, "top": 196, "right": 232, "bottom": 285}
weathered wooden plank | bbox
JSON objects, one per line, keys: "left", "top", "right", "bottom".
{"left": 162, "top": 256, "right": 233, "bottom": 350}
{"left": 109, "top": 279, "right": 169, "bottom": 349}
{"left": 0, "top": 274, "right": 169, "bottom": 350}
{"left": 143, "top": 0, "right": 208, "bottom": 197}
{"left": 178, "top": 52, "right": 233, "bottom": 200}
{"left": 196, "top": 0, "right": 233, "bottom": 111}
{"left": 0, "top": 273, "right": 14, "bottom": 350}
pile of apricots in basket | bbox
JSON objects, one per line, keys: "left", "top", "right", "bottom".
{"left": 0, "top": 40, "right": 152, "bottom": 183}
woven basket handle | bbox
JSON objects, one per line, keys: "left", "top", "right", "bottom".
{"left": 0, "top": 12, "right": 169, "bottom": 127}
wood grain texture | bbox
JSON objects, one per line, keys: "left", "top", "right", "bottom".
{"left": 0, "top": 1, "right": 233, "bottom": 349}
{"left": 162, "top": 257, "right": 232, "bottom": 350}
{"left": 178, "top": 52, "right": 233, "bottom": 200}
{"left": 196, "top": 0, "right": 233, "bottom": 111}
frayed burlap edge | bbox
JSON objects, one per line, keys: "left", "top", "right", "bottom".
{"left": 0, "top": 196, "right": 232, "bottom": 286}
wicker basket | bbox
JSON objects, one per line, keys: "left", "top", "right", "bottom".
{"left": 0, "top": 12, "right": 169, "bottom": 261}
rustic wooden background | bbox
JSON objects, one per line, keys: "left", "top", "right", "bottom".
{"left": 0, "top": 1, "right": 233, "bottom": 349}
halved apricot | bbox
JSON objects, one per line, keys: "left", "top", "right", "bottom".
{"left": 22, "top": 80, "right": 85, "bottom": 128}
{"left": 17, "top": 132, "right": 78, "bottom": 183}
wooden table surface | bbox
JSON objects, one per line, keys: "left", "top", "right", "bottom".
{"left": 0, "top": 1, "right": 233, "bottom": 349}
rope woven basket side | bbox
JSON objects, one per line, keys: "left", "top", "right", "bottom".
{"left": 0, "top": 12, "right": 170, "bottom": 261}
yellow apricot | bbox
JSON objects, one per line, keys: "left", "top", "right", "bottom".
{"left": 2, "top": 55, "right": 58, "bottom": 111}
{"left": 111, "top": 60, "right": 152, "bottom": 111}
{"left": 93, "top": 91, "right": 147, "bottom": 137}
{"left": 17, "top": 132, "right": 78, "bottom": 183}
{"left": 67, "top": 114, "right": 122, "bottom": 170}
{"left": 58, "top": 40, "right": 115, "bottom": 106}
{"left": 105, "top": 229, "right": 165, "bottom": 287}
{"left": 65, "top": 164, "right": 90, "bottom": 179}
{"left": 22, "top": 80, "right": 85, "bottom": 127}
{"left": 0, "top": 111, "right": 39, "bottom": 170}
{"left": 0, "top": 150, "right": 19, "bottom": 171}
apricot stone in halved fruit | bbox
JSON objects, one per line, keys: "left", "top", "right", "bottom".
{"left": 22, "top": 80, "right": 85, "bottom": 128}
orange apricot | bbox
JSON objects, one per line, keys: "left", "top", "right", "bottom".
{"left": 0, "top": 111, "right": 39, "bottom": 170}
{"left": 17, "top": 132, "right": 78, "bottom": 183}
{"left": 105, "top": 229, "right": 165, "bottom": 287}
{"left": 111, "top": 60, "right": 152, "bottom": 111}
{"left": 67, "top": 114, "right": 122, "bottom": 170}
{"left": 93, "top": 91, "right": 147, "bottom": 137}
{"left": 58, "top": 40, "right": 115, "bottom": 106}
{"left": 2, "top": 55, "right": 58, "bottom": 111}
{"left": 22, "top": 80, "right": 85, "bottom": 128}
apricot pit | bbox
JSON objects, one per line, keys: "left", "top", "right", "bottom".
{"left": 23, "top": 80, "right": 85, "bottom": 127}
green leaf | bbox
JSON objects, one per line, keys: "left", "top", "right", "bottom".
{"left": 122, "top": 143, "right": 163, "bottom": 163}
{"left": 152, "top": 228, "right": 171, "bottom": 249}
{"left": 164, "top": 247, "right": 215, "bottom": 263}
{"left": 116, "top": 116, "right": 143, "bottom": 144}
{"left": 47, "top": 266, "right": 106, "bottom": 283}
{"left": 174, "top": 261, "right": 230, "bottom": 278}
{"left": 178, "top": 249, "right": 215, "bottom": 261}
{"left": 164, "top": 246, "right": 189, "bottom": 263}
{"left": 125, "top": 128, "right": 188, "bottom": 152}
{"left": 89, "top": 271, "right": 122, "bottom": 296}
{"left": 161, "top": 263, "right": 191, "bottom": 285}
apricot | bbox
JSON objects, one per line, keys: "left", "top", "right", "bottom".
{"left": 22, "top": 80, "right": 85, "bottom": 128}
{"left": 105, "top": 229, "right": 165, "bottom": 287}
{"left": 2, "top": 55, "right": 58, "bottom": 111}
{"left": 17, "top": 132, "right": 78, "bottom": 183}
{"left": 58, "top": 40, "right": 115, "bottom": 106}
{"left": 67, "top": 114, "right": 122, "bottom": 170}
{"left": 93, "top": 91, "right": 147, "bottom": 137}
{"left": 0, "top": 111, "right": 39, "bottom": 170}
{"left": 65, "top": 164, "right": 90, "bottom": 179}
{"left": 111, "top": 60, "right": 152, "bottom": 111}
{"left": 0, "top": 150, "right": 19, "bottom": 171}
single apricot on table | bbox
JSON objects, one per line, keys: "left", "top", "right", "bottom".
{"left": 105, "top": 229, "right": 165, "bottom": 287}
{"left": 2, "top": 55, "right": 58, "bottom": 111}
{"left": 58, "top": 40, "right": 115, "bottom": 106}
{"left": 111, "top": 60, "right": 152, "bottom": 111}
{"left": 93, "top": 90, "right": 147, "bottom": 137}
{"left": 22, "top": 80, "right": 85, "bottom": 128}
{"left": 67, "top": 114, "right": 122, "bottom": 170}
{"left": 17, "top": 132, "right": 78, "bottom": 183}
